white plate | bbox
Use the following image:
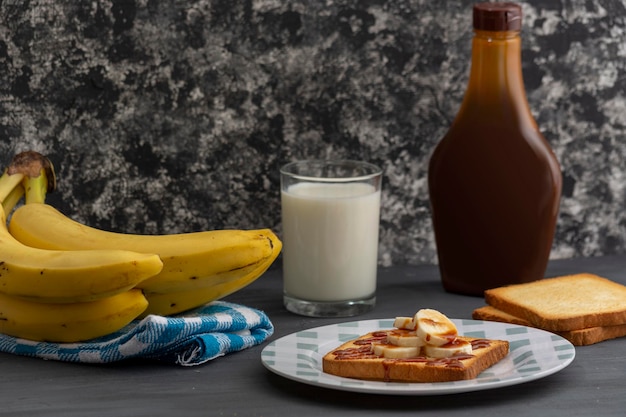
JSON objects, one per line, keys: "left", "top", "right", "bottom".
{"left": 261, "top": 318, "right": 576, "bottom": 395}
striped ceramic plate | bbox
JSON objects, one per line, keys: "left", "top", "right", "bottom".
{"left": 261, "top": 318, "right": 575, "bottom": 395}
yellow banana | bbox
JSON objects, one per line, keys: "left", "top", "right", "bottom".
{"left": 9, "top": 203, "right": 282, "bottom": 294}
{"left": 0, "top": 162, "right": 26, "bottom": 215}
{"left": 1, "top": 182, "right": 24, "bottom": 215}
{"left": 141, "top": 245, "right": 277, "bottom": 316}
{"left": 0, "top": 161, "right": 164, "bottom": 303}
{"left": 0, "top": 289, "right": 148, "bottom": 342}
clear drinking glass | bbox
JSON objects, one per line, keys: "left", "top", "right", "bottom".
{"left": 280, "top": 160, "right": 382, "bottom": 317}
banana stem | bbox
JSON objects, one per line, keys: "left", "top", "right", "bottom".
{"left": 0, "top": 170, "right": 25, "bottom": 204}
{"left": 2, "top": 183, "right": 25, "bottom": 214}
{"left": 6, "top": 151, "right": 56, "bottom": 205}
{"left": 23, "top": 171, "right": 49, "bottom": 204}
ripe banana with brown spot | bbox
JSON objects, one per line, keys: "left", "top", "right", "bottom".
{"left": 0, "top": 289, "right": 148, "bottom": 342}
{"left": 0, "top": 162, "right": 163, "bottom": 303}
{"left": 10, "top": 202, "right": 282, "bottom": 295}
{"left": 140, "top": 246, "right": 278, "bottom": 316}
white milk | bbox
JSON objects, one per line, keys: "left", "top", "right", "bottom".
{"left": 281, "top": 182, "right": 381, "bottom": 301}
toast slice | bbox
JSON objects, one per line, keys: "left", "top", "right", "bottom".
{"left": 322, "top": 331, "right": 509, "bottom": 382}
{"left": 484, "top": 273, "right": 626, "bottom": 332}
{"left": 473, "top": 305, "right": 532, "bottom": 326}
{"left": 472, "top": 305, "right": 626, "bottom": 346}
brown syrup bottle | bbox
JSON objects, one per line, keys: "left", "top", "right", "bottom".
{"left": 428, "top": 2, "right": 562, "bottom": 296}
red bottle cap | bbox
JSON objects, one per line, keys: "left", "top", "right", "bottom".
{"left": 473, "top": 2, "right": 522, "bottom": 31}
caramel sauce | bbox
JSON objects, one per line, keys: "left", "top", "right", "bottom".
{"left": 333, "top": 345, "right": 378, "bottom": 360}
{"left": 352, "top": 332, "right": 387, "bottom": 345}
{"left": 379, "top": 354, "right": 474, "bottom": 380}
{"left": 470, "top": 339, "right": 491, "bottom": 350}
{"left": 386, "top": 329, "right": 417, "bottom": 339}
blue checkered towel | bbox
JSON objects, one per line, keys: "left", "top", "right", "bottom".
{"left": 0, "top": 301, "right": 274, "bottom": 366}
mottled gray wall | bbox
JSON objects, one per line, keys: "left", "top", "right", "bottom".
{"left": 1, "top": 0, "right": 625, "bottom": 267}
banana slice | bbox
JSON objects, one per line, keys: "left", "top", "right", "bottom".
{"left": 381, "top": 345, "right": 421, "bottom": 359}
{"left": 371, "top": 343, "right": 387, "bottom": 357}
{"left": 393, "top": 316, "right": 415, "bottom": 330}
{"left": 423, "top": 339, "right": 473, "bottom": 359}
{"left": 387, "top": 330, "right": 425, "bottom": 347}
{"left": 415, "top": 308, "right": 458, "bottom": 346}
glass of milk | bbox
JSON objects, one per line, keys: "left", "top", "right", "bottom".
{"left": 280, "top": 160, "right": 382, "bottom": 317}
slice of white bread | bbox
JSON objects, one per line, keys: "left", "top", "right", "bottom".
{"left": 472, "top": 305, "right": 626, "bottom": 346}
{"left": 473, "top": 305, "right": 532, "bottom": 326}
{"left": 322, "top": 331, "right": 509, "bottom": 382}
{"left": 483, "top": 273, "right": 626, "bottom": 332}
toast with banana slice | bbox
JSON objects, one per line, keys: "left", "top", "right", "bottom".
{"left": 322, "top": 309, "right": 509, "bottom": 382}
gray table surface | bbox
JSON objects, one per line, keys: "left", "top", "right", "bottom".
{"left": 2, "top": 255, "right": 625, "bottom": 417}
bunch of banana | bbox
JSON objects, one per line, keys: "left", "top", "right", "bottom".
{"left": 7, "top": 151, "right": 282, "bottom": 319}
{"left": 0, "top": 152, "right": 162, "bottom": 342}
